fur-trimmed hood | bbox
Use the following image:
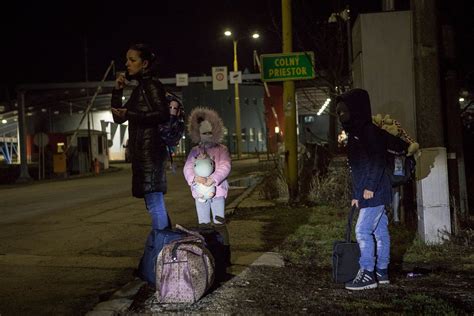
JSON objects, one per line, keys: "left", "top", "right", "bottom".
{"left": 187, "top": 107, "right": 225, "bottom": 144}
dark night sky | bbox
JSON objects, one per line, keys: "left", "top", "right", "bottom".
{"left": 0, "top": 1, "right": 473, "bottom": 91}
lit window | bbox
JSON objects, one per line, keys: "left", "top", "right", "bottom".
{"left": 249, "top": 128, "right": 255, "bottom": 142}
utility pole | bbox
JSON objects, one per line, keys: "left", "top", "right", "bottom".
{"left": 282, "top": 0, "right": 298, "bottom": 201}
{"left": 84, "top": 36, "right": 93, "bottom": 172}
{"left": 411, "top": 0, "right": 451, "bottom": 243}
{"left": 441, "top": 24, "right": 469, "bottom": 230}
{"left": 233, "top": 39, "right": 242, "bottom": 159}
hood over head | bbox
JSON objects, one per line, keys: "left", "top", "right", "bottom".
{"left": 335, "top": 88, "right": 372, "bottom": 134}
{"left": 187, "top": 107, "right": 225, "bottom": 145}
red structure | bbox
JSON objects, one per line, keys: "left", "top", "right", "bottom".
{"left": 263, "top": 84, "right": 284, "bottom": 153}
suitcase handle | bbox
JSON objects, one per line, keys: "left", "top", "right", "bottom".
{"left": 175, "top": 224, "right": 205, "bottom": 241}
{"left": 345, "top": 205, "right": 358, "bottom": 242}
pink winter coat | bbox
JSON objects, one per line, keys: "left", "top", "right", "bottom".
{"left": 183, "top": 144, "right": 232, "bottom": 199}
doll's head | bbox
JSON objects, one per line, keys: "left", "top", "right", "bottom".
{"left": 193, "top": 153, "right": 215, "bottom": 177}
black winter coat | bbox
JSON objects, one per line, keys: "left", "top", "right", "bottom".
{"left": 336, "top": 89, "right": 392, "bottom": 208}
{"left": 111, "top": 74, "right": 170, "bottom": 198}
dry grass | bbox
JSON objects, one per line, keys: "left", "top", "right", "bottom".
{"left": 257, "top": 158, "right": 289, "bottom": 202}
{"left": 306, "top": 164, "right": 352, "bottom": 208}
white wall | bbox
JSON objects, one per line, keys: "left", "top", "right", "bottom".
{"left": 352, "top": 11, "right": 416, "bottom": 138}
{"left": 50, "top": 110, "right": 128, "bottom": 161}
{"left": 95, "top": 111, "right": 128, "bottom": 161}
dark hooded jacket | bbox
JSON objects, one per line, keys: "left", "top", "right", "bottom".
{"left": 336, "top": 89, "right": 391, "bottom": 208}
{"left": 111, "top": 71, "right": 170, "bottom": 198}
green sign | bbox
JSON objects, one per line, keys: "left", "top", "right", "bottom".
{"left": 260, "top": 52, "right": 315, "bottom": 82}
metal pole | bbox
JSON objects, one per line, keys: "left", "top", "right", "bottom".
{"left": 42, "top": 136, "right": 45, "bottom": 180}
{"left": 65, "top": 61, "right": 114, "bottom": 153}
{"left": 282, "top": 0, "right": 298, "bottom": 201}
{"left": 85, "top": 36, "right": 93, "bottom": 172}
{"left": 346, "top": 9, "right": 352, "bottom": 84}
{"left": 233, "top": 40, "right": 242, "bottom": 159}
{"left": 38, "top": 137, "right": 43, "bottom": 180}
{"left": 16, "top": 91, "right": 32, "bottom": 183}
{"left": 254, "top": 50, "right": 271, "bottom": 97}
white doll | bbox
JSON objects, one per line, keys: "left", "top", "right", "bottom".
{"left": 193, "top": 152, "right": 216, "bottom": 202}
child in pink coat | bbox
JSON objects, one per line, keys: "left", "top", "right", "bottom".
{"left": 183, "top": 107, "right": 232, "bottom": 252}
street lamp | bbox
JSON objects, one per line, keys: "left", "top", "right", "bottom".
{"left": 224, "top": 30, "right": 260, "bottom": 159}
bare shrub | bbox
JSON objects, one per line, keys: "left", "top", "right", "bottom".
{"left": 306, "top": 161, "right": 351, "bottom": 207}
{"left": 450, "top": 228, "right": 474, "bottom": 247}
{"left": 258, "top": 157, "right": 289, "bottom": 202}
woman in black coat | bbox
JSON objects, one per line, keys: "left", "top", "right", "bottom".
{"left": 111, "top": 43, "right": 170, "bottom": 230}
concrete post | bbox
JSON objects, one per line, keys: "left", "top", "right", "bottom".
{"left": 16, "top": 91, "right": 32, "bottom": 183}
{"left": 411, "top": 0, "right": 451, "bottom": 243}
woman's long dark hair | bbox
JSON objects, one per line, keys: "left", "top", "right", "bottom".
{"left": 129, "top": 43, "right": 159, "bottom": 75}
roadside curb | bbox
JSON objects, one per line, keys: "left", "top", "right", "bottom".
{"left": 86, "top": 173, "right": 267, "bottom": 315}
{"left": 225, "top": 175, "right": 264, "bottom": 216}
{"left": 85, "top": 279, "right": 145, "bottom": 316}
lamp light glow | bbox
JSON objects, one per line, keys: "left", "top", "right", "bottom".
{"left": 317, "top": 98, "right": 332, "bottom": 116}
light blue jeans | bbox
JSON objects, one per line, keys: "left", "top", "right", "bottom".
{"left": 144, "top": 192, "right": 169, "bottom": 230}
{"left": 355, "top": 205, "right": 390, "bottom": 271}
{"left": 195, "top": 197, "right": 225, "bottom": 224}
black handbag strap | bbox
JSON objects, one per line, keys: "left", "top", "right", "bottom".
{"left": 345, "top": 205, "right": 358, "bottom": 242}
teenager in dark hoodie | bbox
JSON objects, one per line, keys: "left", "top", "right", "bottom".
{"left": 336, "top": 89, "right": 392, "bottom": 290}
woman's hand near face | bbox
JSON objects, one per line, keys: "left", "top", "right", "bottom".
{"left": 115, "top": 73, "right": 126, "bottom": 90}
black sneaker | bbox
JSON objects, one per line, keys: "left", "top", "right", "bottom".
{"left": 376, "top": 268, "right": 390, "bottom": 284}
{"left": 345, "top": 269, "right": 378, "bottom": 290}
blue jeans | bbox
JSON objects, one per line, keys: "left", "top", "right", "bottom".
{"left": 144, "top": 192, "right": 169, "bottom": 230}
{"left": 355, "top": 205, "right": 390, "bottom": 271}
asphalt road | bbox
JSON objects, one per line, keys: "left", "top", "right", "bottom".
{"left": 0, "top": 160, "right": 256, "bottom": 316}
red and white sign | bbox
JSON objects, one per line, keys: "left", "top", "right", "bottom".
{"left": 212, "top": 66, "right": 228, "bottom": 90}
